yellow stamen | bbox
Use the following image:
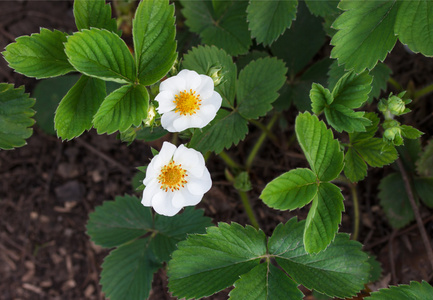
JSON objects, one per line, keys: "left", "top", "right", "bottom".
{"left": 158, "top": 161, "right": 188, "bottom": 192}
{"left": 174, "top": 89, "right": 201, "bottom": 116}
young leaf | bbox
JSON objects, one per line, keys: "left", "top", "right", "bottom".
{"left": 395, "top": 1, "right": 433, "bottom": 56}
{"left": 344, "top": 148, "right": 368, "bottom": 183}
{"left": 168, "top": 223, "right": 267, "bottom": 299}
{"left": 73, "top": 0, "right": 119, "bottom": 34}
{"left": 324, "top": 104, "right": 372, "bottom": 133}
{"left": 330, "top": 1, "right": 399, "bottom": 73}
{"left": 269, "top": 218, "right": 370, "bottom": 298}
{"left": 189, "top": 110, "right": 248, "bottom": 154}
{"left": 237, "top": 57, "right": 287, "bottom": 120}
{"left": 0, "top": 84, "right": 35, "bottom": 150}
{"left": 246, "top": 0, "right": 298, "bottom": 46}
{"left": 65, "top": 28, "right": 136, "bottom": 84}
{"left": 3, "top": 29, "right": 74, "bottom": 79}
{"left": 400, "top": 125, "right": 423, "bottom": 139}
{"left": 183, "top": 45, "right": 237, "bottom": 108}
{"left": 93, "top": 84, "right": 149, "bottom": 134}
{"left": 310, "top": 83, "right": 332, "bottom": 114}
{"left": 86, "top": 195, "right": 153, "bottom": 248}
{"left": 54, "top": 75, "right": 106, "bottom": 140}
{"left": 229, "top": 262, "right": 304, "bottom": 300}
{"left": 354, "top": 138, "right": 398, "bottom": 168}
{"left": 378, "top": 173, "right": 414, "bottom": 228}
{"left": 304, "top": 182, "right": 344, "bottom": 253}
{"left": 133, "top": 0, "right": 177, "bottom": 85}
{"left": 260, "top": 168, "right": 318, "bottom": 211}
{"left": 180, "top": 0, "right": 251, "bottom": 56}
{"left": 100, "top": 238, "right": 161, "bottom": 300}
{"left": 349, "top": 112, "right": 380, "bottom": 142}
{"left": 295, "top": 112, "right": 344, "bottom": 182}
{"left": 331, "top": 71, "right": 372, "bottom": 109}
{"left": 366, "top": 281, "right": 433, "bottom": 300}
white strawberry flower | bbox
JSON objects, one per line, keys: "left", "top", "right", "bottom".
{"left": 141, "top": 141, "right": 212, "bottom": 216}
{"left": 155, "top": 69, "right": 222, "bottom": 132}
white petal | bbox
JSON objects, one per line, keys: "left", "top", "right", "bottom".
{"left": 141, "top": 180, "right": 159, "bottom": 206}
{"left": 152, "top": 191, "right": 182, "bottom": 216}
{"left": 155, "top": 91, "right": 176, "bottom": 114}
{"left": 153, "top": 141, "right": 176, "bottom": 167}
{"left": 174, "top": 145, "right": 205, "bottom": 177}
{"left": 172, "top": 116, "right": 191, "bottom": 132}
{"left": 195, "top": 104, "right": 218, "bottom": 128}
{"left": 201, "top": 91, "right": 222, "bottom": 110}
{"left": 181, "top": 70, "right": 202, "bottom": 91}
{"left": 187, "top": 168, "right": 212, "bottom": 195}
{"left": 161, "top": 111, "right": 180, "bottom": 132}
{"left": 195, "top": 75, "right": 214, "bottom": 99}
{"left": 160, "top": 75, "right": 186, "bottom": 96}
{"left": 172, "top": 187, "right": 203, "bottom": 208}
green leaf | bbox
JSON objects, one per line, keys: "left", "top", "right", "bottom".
{"left": 189, "top": 110, "right": 248, "bottom": 154}
{"left": 183, "top": 45, "right": 237, "bottom": 108}
{"left": 400, "top": 125, "right": 423, "bottom": 139}
{"left": 3, "top": 29, "right": 74, "bottom": 79}
{"left": 33, "top": 75, "right": 80, "bottom": 136}
{"left": 133, "top": 0, "right": 177, "bottom": 85}
{"left": 349, "top": 112, "right": 380, "bottom": 142}
{"left": 269, "top": 218, "right": 370, "bottom": 298}
{"left": 395, "top": 1, "right": 433, "bottom": 56}
{"left": 367, "top": 254, "right": 382, "bottom": 283}
{"left": 93, "top": 84, "right": 149, "bottom": 134}
{"left": 295, "top": 112, "right": 344, "bottom": 181}
{"left": 414, "top": 177, "right": 433, "bottom": 208}
{"left": 304, "top": 182, "right": 344, "bottom": 253}
{"left": 86, "top": 195, "right": 153, "bottom": 248}
{"left": 55, "top": 76, "right": 106, "bottom": 140}
{"left": 310, "top": 83, "right": 332, "bottom": 114}
{"left": 271, "top": 2, "right": 326, "bottom": 75}
{"left": 260, "top": 168, "right": 318, "bottom": 211}
{"left": 331, "top": 71, "right": 372, "bottom": 109}
{"left": 180, "top": 0, "right": 251, "bottom": 56}
{"left": 152, "top": 207, "right": 213, "bottom": 262}
{"left": 229, "top": 262, "right": 303, "bottom": 300}
{"left": 416, "top": 139, "right": 433, "bottom": 177}
{"left": 136, "top": 126, "right": 168, "bottom": 142}
{"left": 354, "top": 138, "right": 398, "bottom": 168}
{"left": 168, "top": 223, "right": 267, "bottom": 299}
{"left": 344, "top": 148, "right": 368, "bottom": 183}
{"left": 366, "top": 281, "right": 433, "bottom": 300}
{"left": 73, "top": 0, "right": 119, "bottom": 34}
{"left": 65, "top": 28, "right": 136, "bottom": 83}
{"left": 237, "top": 57, "right": 287, "bottom": 119}
{"left": 378, "top": 173, "right": 414, "bottom": 229}
{"left": 324, "top": 105, "right": 372, "bottom": 133}
{"left": 234, "top": 171, "right": 252, "bottom": 192}
{"left": 0, "top": 84, "right": 35, "bottom": 150}
{"left": 330, "top": 1, "right": 399, "bottom": 73}
{"left": 305, "top": 0, "right": 339, "bottom": 17}
{"left": 100, "top": 238, "right": 161, "bottom": 300}
{"left": 247, "top": 0, "right": 298, "bottom": 46}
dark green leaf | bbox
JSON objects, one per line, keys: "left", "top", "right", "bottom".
{"left": 305, "top": 0, "right": 339, "bottom": 17}
{"left": 65, "top": 28, "right": 136, "bottom": 83}
{"left": 55, "top": 76, "right": 106, "bottom": 140}
{"left": 366, "top": 281, "right": 433, "bottom": 300}
{"left": 136, "top": 126, "right": 168, "bottom": 141}
{"left": 367, "top": 254, "right": 382, "bottom": 283}
{"left": 344, "top": 148, "right": 368, "bottom": 183}
{"left": 416, "top": 139, "right": 433, "bottom": 177}
{"left": 247, "top": 0, "right": 298, "bottom": 46}
{"left": 73, "top": 0, "right": 119, "bottom": 34}
{"left": 237, "top": 57, "right": 287, "bottom": 119}
{"left": 0, "top": 84, "right": 35, "bottom": 150}
{"left": 133, "top": 0, "right": 177, "bottom": 85}
{"left": 414, "top": 177, "right": 433, "bottom": 208}
{"left": 93, "top": 84, "right": 149, "bottom": 134}
{"left": 3, "top": 29, "right": 74, "bottom": 79}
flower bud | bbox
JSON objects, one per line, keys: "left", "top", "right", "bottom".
{"left": 207, "top": 65, "right": 225, "bottom": 87}
{"left": 144, "top": 105, "right": 157, "bottom": 127}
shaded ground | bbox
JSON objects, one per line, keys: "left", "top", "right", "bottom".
{"left": 1, "top": 1, "right": 433, "bottom": 300}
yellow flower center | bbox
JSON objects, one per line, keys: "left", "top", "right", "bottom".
{"left": 174, "top": 89, "right": 201, "bottom": 116}
{"left": 158, "top": 160, "right": 188, "bottom": 192}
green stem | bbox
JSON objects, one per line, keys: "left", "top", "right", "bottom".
{"left": 246, "top": 114, "right": 279, "bottom": 170}
{"left": 238, "top": 190, "right": 260, "bottom": 229}
{"left": 414, "top": 83, "right": 433, "bottom": 99}
{"left": 249, "top": 119, "right": 278, "bottom": 144}
{"left": 350, "top": 183, "right": 360, "bottom": 241}
{"left": 219, "top": 150, "right": 242, "bottom": 170}
{"left": 388, "top": 77, "right": 403, "bottom": 91}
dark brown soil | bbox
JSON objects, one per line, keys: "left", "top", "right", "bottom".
{"left": 1, "top": 2, "right": 433, "bottom": 300}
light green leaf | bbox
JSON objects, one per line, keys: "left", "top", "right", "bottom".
{"left": 183, "top": 45, "right": 237, "bottom": 108}
{"left": 180, "top": 0, "right": 251, "bottom": 56}
{"left": 229, "top": 262, "right": 303, "bottom": 300}
{"left": 237, "top": 57, "right": 287, "bottom": 119}
{"left": 366, "top": 281, "right": 433, "bottom": 300}
{"left": 152, "top": 207, "right": 213, "bottom": 262}
{"left": 395, "top": 1, "right": 433, "bottom": 56}
{"left": 324, "top": 105, "right": 372, "bottom": 133}
{"left": 189, "top": 110, "right": 248, "bottom": 154}
{"left": 271, "top": 2, "right": 326, "bottom": 75}
{"left": 355, "top": 138, "right": 398, "bottom": 168}
{"left": 331, "top": 71, "right": 372, "bottom": 109}
{"left": 304, "top": 182, "right": 344, "bottom": 253}
{"left": 330, "top": 1, "right": 399, "bottom": 73}
{"left": 269, "top": 218, "right": 370, "bottom": 298}
{"left": 310, "top": 83, "right": 332, "bottom": 114}
{"left": 295, "top": 112, "right": 344, "bottom": 181}
{"left": 100, "top": 238, "right": 161, "bottom": 300}
{"left": 260, "top": 168, "right": 318, "bottom": 211}
{"left": 344, "top": 148, "right": 368, "bottom": 183}
{"left": 93, "top": 84, "right": 149, "bottom": 134}
{"left": 55, "top": 76, "right": 106, "bottom": 140}
{"left": 133, "top": 0, "right": 177, "bottom": 85}
{"left": 86, "top": 195, "right": 153, "bottom": 248}
{"left": 0, "top": 84, "right": 35, "bottom": 150}
{"left": 168, "top": 223, "right": 267, "bottom": 299}
{"left": 401, "top": 125, "right": 423, "bottom": 139}
{"left": 349, "top": 112, "right": 380, "bottom": 142}
{"left": 247, "top": 0, "right": 298, "bottom": 46}
{"left": 73, "top": 0, "right": 119, "bottom": 34}
{"left": 3, "top": 29, "right": 74, "bottom": 79}
{"left": 65, "top": 28, "right": 136, "bottom": 83}
{"left": 414, "top": 177, "right": 433, "bottom": 208}
{"left": 416, "top": 139, "right": 433, "bottom": 177}
{"left": 379, "top": 173, "right": 414, "bottom": 229}
{"left": 305, "top": 0, "right": 339, "bottom": 17}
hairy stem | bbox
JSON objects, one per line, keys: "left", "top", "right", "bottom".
{"left": 350, "top": 183, "right": 360, "bottom": 241}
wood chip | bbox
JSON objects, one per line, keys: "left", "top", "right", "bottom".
{"left": 22, "top": 283, "right": 43, "bottom": 295}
